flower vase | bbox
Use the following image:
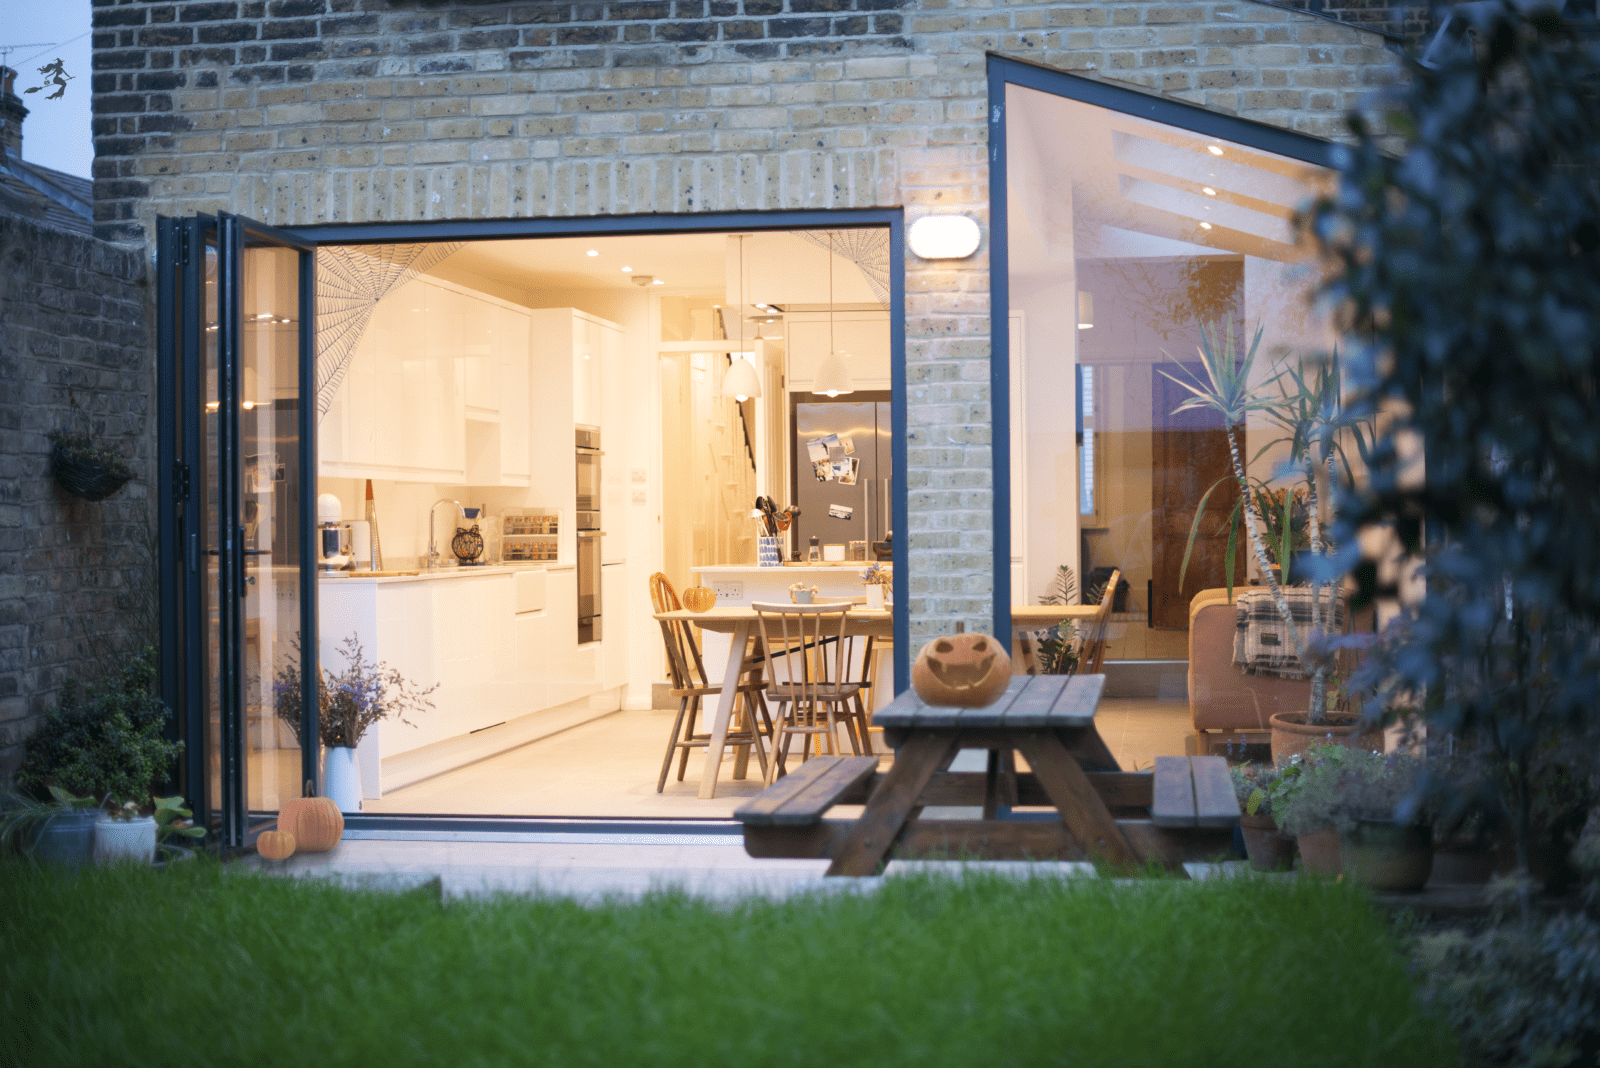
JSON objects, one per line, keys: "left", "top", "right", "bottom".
{"left": 323, "top": 746, "right": 363, "bottom": 813}
{"left": 865, "top": 584, "right": 886, "bottom": 611}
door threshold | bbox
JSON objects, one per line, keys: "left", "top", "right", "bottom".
{"left": 339, "top": 813, "right": 743, "bottom": 846}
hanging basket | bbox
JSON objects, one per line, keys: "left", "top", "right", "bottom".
{"left": 49, "top": 431, "right": 134, "bottom": 502}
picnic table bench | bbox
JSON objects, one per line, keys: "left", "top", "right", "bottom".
{"left": 734, "top": 674, "right": 1241, "bottom": 876}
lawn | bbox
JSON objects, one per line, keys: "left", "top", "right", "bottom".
{"left": 1, "top": 858, "right": 1454, "bottom": 1068}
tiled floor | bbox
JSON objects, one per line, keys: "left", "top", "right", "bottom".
{"left": 359, "top": 696, "right": 1194, "bottom": 818}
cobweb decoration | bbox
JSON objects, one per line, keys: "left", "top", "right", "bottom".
{"left": 797, "top": 229, "right": 890, "bottom": 306}
{"left": 314, "top": 242, "right": 463, "bottom": 421}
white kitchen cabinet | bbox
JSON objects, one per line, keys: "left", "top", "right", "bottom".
{"left": 320, "top": 277, "right": 535, "bottom": 486}
{"left": 601, "top": 562, "right": 628, "bottom": 689}
{"left": 784, "top": 309, "right": 891, "bottom": 393}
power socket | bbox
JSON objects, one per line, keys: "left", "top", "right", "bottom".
{"left": 711, "top": 581, "right": 743, "bottom": 601}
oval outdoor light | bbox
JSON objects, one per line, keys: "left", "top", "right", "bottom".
{"left": 907, "top": 215, "right": 981, "bottom": 260}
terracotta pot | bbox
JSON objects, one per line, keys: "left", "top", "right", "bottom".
{"left": 1296, "top": 827, "right": 1342, "bottom": 876}
{"left": 1239, "top": 812, "right": 1297, "bottom": 872}
{"left": 1269, "top": 711, "right": 1383, "bottom": 766}
{"left": 1341, "top": 820, "right": 1433, "bottom": 892}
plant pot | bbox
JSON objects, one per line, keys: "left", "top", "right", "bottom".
{"left": 865, "top": 584, "right": 886, "bottom": 611}
{"left": 323, "top": 746, "right": 362, "bottom": 813}
{"left": 1268, "top": 711, "right": 1382, "bottom": 766}
{"left": 1240, "top": 812, "right": 1297, "bottom": 872}
{"left": 31, "top": 810, "right": 99, "bottom": 867}
{"left": 1341, "top": 820, "right": 1433, "bottom": 892}
{"left": 1296, "top": 827, "right": 1342, "bottom": 876}
{"left": 50, "top": 440, "right": 133, "bottom": 502}
{"left": 94, "top": 816, "right": 157, "bottom": 865}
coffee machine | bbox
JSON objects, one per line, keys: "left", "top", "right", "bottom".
{"left": 317, "top": 493, "right": 352, "bottom": 571}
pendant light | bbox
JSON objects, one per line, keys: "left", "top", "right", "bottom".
{"left": 721, "top": 235, "right": 762, "bottom": 402}
{"left": 812, "top": 231, "right": 855, "bottom": 397}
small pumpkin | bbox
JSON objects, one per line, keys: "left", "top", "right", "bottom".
{"left": 911, "top": 632, "right": 1011, "bottom": 707}
{"left": 279, "top": 794, "right": 343, "bottom": 853}
{"left": 257, "top": 830, "right": 297, "bottom": 861}
{"left": 681, "top": 585, "right": 717, "bottom": 613}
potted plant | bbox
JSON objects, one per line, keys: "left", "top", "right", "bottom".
{"left": 1331, "top": 749, "right": 1434, "bottom": 893}
{"left": 14, "top": 648, "right": 184, "bottom": 864}
{"left": 94, "top": 798, "right": 158, "bottom": 865}
{"left": 48, "top": 428, "right": 135, "bottom": 502}
{"left": 0, "top": 786, "right": 100, "bottom": 867}
{"left": 1269, "top": 743, "right": 1352, "bottom": 875}
{"left": 1165, "top": 325, "right": 1373, "bottom": 763}
{"left": 859, "top": 563, "right": 891, "bottom": 611}
{"left": 275, "top": 636, "right": 436, "bottom": 813}
{"left": 1230, "top": 763, "right": 1297, "bottom": 871}
{"left": 1034, "top": 565, "right": 1081, "bottom": 676}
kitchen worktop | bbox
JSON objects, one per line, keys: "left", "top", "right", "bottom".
{"left": 319, "top": 563, "right": 554, "bottom": 585}
{"left": 690, "top": 564, "right": 885, "bottom": 573}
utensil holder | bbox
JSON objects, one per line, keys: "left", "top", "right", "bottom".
{"left": 757, "top": 536, "right": 781, "bottom": 567}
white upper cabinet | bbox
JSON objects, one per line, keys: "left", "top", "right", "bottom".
{"left": 320, "top": 277, "right": 536, "bottom": 486}
{"left": 572, "top": 315, "right": 602, "bottom": 428}
{"left": 784, "top": 310, "right": 891, "bottom": 393}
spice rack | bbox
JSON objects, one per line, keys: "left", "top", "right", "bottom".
{"left": 501, "top": 509, "right": 559, "bottom": 562}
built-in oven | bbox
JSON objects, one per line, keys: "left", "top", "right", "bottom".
{"left": 576, "top": 425, "right": 602, "bottom": 644}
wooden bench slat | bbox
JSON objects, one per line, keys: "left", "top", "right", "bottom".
{"left": 1150, "top": 755, "right": 1197, "bottom": 828}
{"left": 1046, "top": 674, "right": 1104, "bottom": 727}
{"left": 734, "top": 756, "right": 846, "bottom": 824}
{"left": 768, "top": 756, "right": 880, "bottom": 825}
{"left": 1189, "top": 755, "right": 1241, "bottom": 828}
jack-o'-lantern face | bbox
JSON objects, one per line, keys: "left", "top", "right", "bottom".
{"left": 911, "top": 633, "right": 1011, "bottom": 707}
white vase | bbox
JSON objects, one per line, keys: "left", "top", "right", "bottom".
{"left": 323, "top": 746, "right": 363, "bottom": 813}
{"left": 94, "top": 816, "right": 157, "bottom": 865}
{"left": 865, "top": 584, "right": 886, "bottom": 611}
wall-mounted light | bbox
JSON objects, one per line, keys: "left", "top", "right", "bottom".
{"left": 907, "top": 215, "right": 981, "bottom": 260}
{"left": 1199, "top": 221, "right": 1213, "bottom": 231}
{"left": 1077, "top": 291, "right": 1094, "bottom": 330}
{"left": 1207, "top": 144, "right": 1224, "bottom": 156}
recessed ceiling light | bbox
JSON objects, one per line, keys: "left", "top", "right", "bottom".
{"left": 621, "top": 266, "right": 633, "bottom": 273}
{"left": 586, "top": 249, "right": 599, "bottom": 257}
{"left": 1208, "top": 145, "right": 1224, "bottom": 156}
{"left": 1203, "top": 186, "right": 1217, "bottom": 197}
{"left": 1199, "top": 221, "right": 1213, "bottom": 230}
{"left": 653, "top": 279, "right": 664, "bottom": 285}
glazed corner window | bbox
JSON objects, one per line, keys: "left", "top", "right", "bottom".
{"left": 1006, "top": 84, "right": 1335, "bottom": 632}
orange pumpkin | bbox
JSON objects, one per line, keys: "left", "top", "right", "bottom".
{"left": 911, "top": 633, "right": 1011, "bottom": 707}
{"left": 681, "top": 585, "right": 717, "bottom": 613}
{"left": 279, "top": 795, "right": 343, "bottom": 853}
{"left": 257, "top": 830, "right": 297, "bottom": 861}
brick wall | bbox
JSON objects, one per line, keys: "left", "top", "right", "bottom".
{"left": 0, "top": 215, "right": 154, "bottom": 785}
{"left": 88, "top": 0, "right": 1397, "bottom": 641}
{"left": 1277, "top": 0, "right": 1431, "bottom": 41}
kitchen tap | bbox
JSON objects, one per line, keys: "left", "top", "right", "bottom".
{"left": 427, "top": 499, "right": 464, "bottom": 570}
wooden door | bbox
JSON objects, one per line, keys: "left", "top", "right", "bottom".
{"left": 1150, "top": 363, "right": 1242, "bottom": 628}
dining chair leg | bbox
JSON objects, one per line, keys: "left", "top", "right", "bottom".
{"left": 657, "top": 695, "right": 692, "bottom": 793}
{"left": 731, "top": 692, "right": 753, "bottom": 781}
{"left": 677, "top": 694, "right": 701, "bottom": 782}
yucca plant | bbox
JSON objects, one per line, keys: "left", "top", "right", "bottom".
{"left": 1161, "top": 322, "right": 1369, "bottom": 726}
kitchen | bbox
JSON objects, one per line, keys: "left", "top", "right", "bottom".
{"left": 288, "top": 228, "right": 894, "bottom": 818}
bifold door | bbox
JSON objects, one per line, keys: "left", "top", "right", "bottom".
{"left": 158, "top": 213, "right": 318, "bottom": 848}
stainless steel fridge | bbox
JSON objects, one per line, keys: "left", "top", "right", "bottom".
{"left": 790, "top": 391, "right": 892, "bottom": 559}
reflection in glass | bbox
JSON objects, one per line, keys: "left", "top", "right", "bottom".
{"left": 1007, "top": 86, "right": 1335, "bottom": 648}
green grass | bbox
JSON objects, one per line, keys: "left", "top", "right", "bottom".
{"left": 0, "top": 859, "right": 1454, "bottom": 1068}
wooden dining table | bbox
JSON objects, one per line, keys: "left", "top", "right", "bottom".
{"left": 1008, "top": 604, "right": 1102, "bottom": 673}
{"left": 654, "top": 605, "right": 894, "bottom": 799}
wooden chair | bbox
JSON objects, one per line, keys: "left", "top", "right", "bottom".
{"left": 752, "top": 601, "right": 865, "bottom": 783}
{"left": 649, "top": 573, "right": 771, "bottom": 792}
{"left": 1080, "top": 567, "right": 1121, "bottom": 675}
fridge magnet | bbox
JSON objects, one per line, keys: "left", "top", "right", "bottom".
{"left": 836, "top": 457, "right": 860, "bottom": 485}
{"left": 840, "top": 435, "right": 856, "bottom": 455}
{"left": 829, "top": 503, "right": 854, "bottom": 520}
{"left": 806, "top": 437, "right": 830, "bottom": 463}
{"left": 813, "top": 460, "right": 833, "bottom": 482}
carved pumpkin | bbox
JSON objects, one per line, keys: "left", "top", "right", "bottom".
{"left": 257, "top": 830, "right": 297, "bottom": 861}
{"left": 912, "top": 633, "right": 1011, "bottom": 707}
{"left": 681, "top": 585, "right": 717, "bottom": 613}
{"left": 279, "top": 795, "right": 343, "bottom": 853}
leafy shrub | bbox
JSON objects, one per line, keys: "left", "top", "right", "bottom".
{"left": 15, "top": 648, "right": 183, "bottom": 806}
{"left": 1272, "top": 744, "right": 1428, "bottom": 837}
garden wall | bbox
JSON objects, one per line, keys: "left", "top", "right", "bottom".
{"left": 0, "top": 214, "right": 155, "bottom": 786}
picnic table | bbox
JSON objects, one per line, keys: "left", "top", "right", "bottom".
{"left": 734, "top": 673, "right": 1241, "bottom": 876}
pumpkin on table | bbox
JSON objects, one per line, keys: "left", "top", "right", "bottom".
{"left": 912, "top": 632, "right": 1011, "bottom": 707}
{"left": 257, "top": 830, "right": 297, "bottom": 862}
{"left": 279, "top": 792, "right": 344, "bottom": 853}
{"left": 681, "top": 585, "right": 717, "bottom": 613}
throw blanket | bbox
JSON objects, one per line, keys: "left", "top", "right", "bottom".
{"left": 1233, "top": 588, "right": 1345, "bottom": 679}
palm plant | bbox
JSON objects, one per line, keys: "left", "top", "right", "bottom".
{"left": 1161, "top": 321, "right": 1369, "bottom": 726}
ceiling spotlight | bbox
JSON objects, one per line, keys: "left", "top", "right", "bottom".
{"left": 653, "top": 279, "right": 665, "bottom": 285}
{"left": 1202, "top": 187, "right": 1217, "bottom": 197}
{"left": 1208, "top": 145, "right": 1224, "bottom": 156}
{"left": 621, "top": 266, "right": 633, "bottom": 273}
{"left": 586, "top": 249, "right": 599, "bottom": 257}
{"left": 1199, "top": 221, "right": 1213, "bottom": 230}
